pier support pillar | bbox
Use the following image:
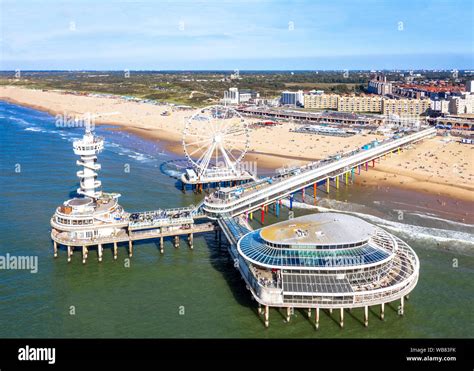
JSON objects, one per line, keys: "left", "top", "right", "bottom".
{"left": 307, "top": 308, "right": 312, "bottom": 318}
{"left": 261, "top": 206, "right": 265, "bottom": 225}
{"left": 128, "top": 240, "right": 133, "bottom": 257}
{"left": 160, "top": 236, "right": 164, "bottom": 254}
{"left": 340, "top": 308, "right": 344, "bottom": 328}
{"left": 372, "top": 159, "right": 375, "bottom": 168}
{"left": 329, "top": 308, "right": 333, "bottom": 315}
{"left": 82, "top": 246, "right": 88, "bottom": 264}
{"left": 249, "top": 212, "right": 253, "bottom": 221}
{"left": 351, "top": 167, "right": 355, "bottom": 182}
{"left": 286, "top": 307, "right": 291, "bottom": 323}
{"left": 326, "top": 178, "right": 330, "bottom": 194}
{"left": 336, "top": 176, "right": 339, "bottom": 189}
{"left": 188, "top": 233, "right": 193, "bottom": 250}
{"left": 358, "top": 164, "right": 361, "bottom": 175}
{"left": 53, "top": 241, "right": 58, "bottom": 258}
{"left": 174, "top": 235, "right": 179, "bottom": 248}
{"left": 398, "top": 147, "right": 401, "bottom": 155}
{"left": 113, "top": 242, "right": 118, "bottom": 260}
{"left": 315, "top": 308, "right": 320, "bottom": 330}
{"left": 365, "top": 162, "right": 368, "bottom": 171}
{"left": 290, "top": 194, "right": 294, "bottom": 210}
{"left": 98, "top": 244, "right": 103, "bottom": 262}
{"left": 264, "top": 306, "right": 269, "bottom": 328}
{"left": 258, "top": 304, "right": 262, "bottom": 315}
{"left": 67, "top": 245, "right": 72, "bottom": 263}
{"left": 364, "top": 305, "right": 369, "bottom": 327}
{"left": 399, "top": 296, "right": 404, "bottom": 316}
{"left": 313, "top": 183, "right": 317, "bottom": 204}
{"left": 345, "top": 172, "right": 349, "bottom": 185}
{"left": 275, "top": 201, "right": 280, "bottom": 217}
{"left": 302, "top": 188, "right": 305, "bottom": 203}
{"left": 380, "top": 303, "right": 385, "bottom": 320}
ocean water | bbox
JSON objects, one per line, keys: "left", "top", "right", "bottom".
{"left": 0, "top": 100, "right": 473, "bottom": 338}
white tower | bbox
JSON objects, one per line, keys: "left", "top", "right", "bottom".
{"left": 73, "top": 128, "right": 104, "bottom": 199}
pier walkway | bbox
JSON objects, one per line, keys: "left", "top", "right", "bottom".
{"left": 203, "top": 127, "right": 436, "bottom": 218}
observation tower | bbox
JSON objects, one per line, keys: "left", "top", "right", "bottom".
{"left": 50, "top": 128, "right": 129, "bottom": 263}
{"left": 74, "top": 128, "right": 104, "bottom": 199}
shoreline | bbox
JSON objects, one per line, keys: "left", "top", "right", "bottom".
{"left": 1, "top": 86, "right": 473, "bottom": 205}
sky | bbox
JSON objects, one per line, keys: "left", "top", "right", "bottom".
{"left": 1, "top": 0, "right": 473, "bottom": 70}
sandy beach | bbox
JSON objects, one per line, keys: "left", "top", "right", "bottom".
{"left": 1, "top": 85, "right": 473, "bottom": 202}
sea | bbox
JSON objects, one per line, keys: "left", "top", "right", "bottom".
{"left": 0, "top": 100, "right": 473, "bottom": 338}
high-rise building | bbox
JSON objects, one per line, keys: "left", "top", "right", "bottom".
{"left": 223, "top": 87, "right": 259, "bottom": 104}
{"left": 448, "top": 93, "right": 474, "bottom": 114}
{"left": 430, "top": 99, "right": 450, "bottom": 114}
{"left": 281, "top": 90, "right": 304, "bottom": 106}
{"left": 466, "top": 80, "right": 474, "bottom": 93}
{"left": 223, "top": 87, "right": 240, "bottom": 104}
{"left": 368, "top": 74, "right": 392, "bottom": 95}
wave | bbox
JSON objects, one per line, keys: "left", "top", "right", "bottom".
{"left": 409, "top": 212, "right": 474, "bottom": 228}
{"left": 381, "top": 224, "right": 474, "bottom": 245}
{"left": 313, "top": 205, "right": 474, "bottom": 247}
{"left": 24, "top": 127, "right": 43, "bottom": 132}
{"left": 127, "top": 151, "right": 153, "bottom": 162}
{"left": 8, "top": 116, "right": 31, "bottom": 126}
{"left": 281, "top": 199, "right": 318, "bottom": 210}
{"left": 162, "top": 169, "right": 183, "bottom": 178}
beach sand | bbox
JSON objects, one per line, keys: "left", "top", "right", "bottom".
{"left": 1, "top": 85, "right": 473, "bottom": 203}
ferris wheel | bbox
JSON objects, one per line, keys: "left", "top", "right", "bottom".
{"left": 183, "top": 105, "right": 250, "bottom": 176}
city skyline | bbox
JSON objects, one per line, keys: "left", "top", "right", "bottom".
{"left": 1, "top": 0, "right": 473, "bottom": 70}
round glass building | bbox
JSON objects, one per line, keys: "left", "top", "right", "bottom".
{"left": 235, "top": 213, "right": 419, "bottom": 328}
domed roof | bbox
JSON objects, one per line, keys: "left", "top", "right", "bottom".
{"left": 259, "top": 212, "right": 375, "bottom": 247}
{"left": 237, "top": 212, "right": 392, "bottom": 270}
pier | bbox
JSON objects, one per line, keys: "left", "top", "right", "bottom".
{"left": 203, "top": 127, "right": 436, "bottom": 218}
{"left": 52, "top": 203, "right": 216, "bottom": 263}
{"left": 50, "top": 122, "right": 428, "bottom": 328}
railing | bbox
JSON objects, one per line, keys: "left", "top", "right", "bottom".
{"left": 129, "top": 217, "right": 194, "bottom": 230}
{"left": 251, "top": 234, "right": 419, "bottom": 308}
{"left": 203, "top": 128, "right": 436, "bottom": 216}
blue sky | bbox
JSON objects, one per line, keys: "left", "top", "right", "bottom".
{"left": 1, "top": 0, "right": 473, "bottom": 70}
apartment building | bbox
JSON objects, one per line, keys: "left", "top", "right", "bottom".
{"left": 337, "top": 96, "right": 383, "bottom": 113}
{"left": 382, "top": 98, "right": 431, "bottom": 117}
{"left": 303, "top": 93, "right": 338, "bottom": 109}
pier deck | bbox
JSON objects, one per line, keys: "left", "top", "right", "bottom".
{"left": 52, "top": 221, "right": 216, "bottom": 247}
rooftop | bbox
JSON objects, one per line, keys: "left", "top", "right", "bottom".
{"left": 259, "top": 213, "right": 375, "bottom": 246}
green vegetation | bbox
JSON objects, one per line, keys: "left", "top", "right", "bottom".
{"left": 0, "top": 70, "right": 470, "bottom": 107}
